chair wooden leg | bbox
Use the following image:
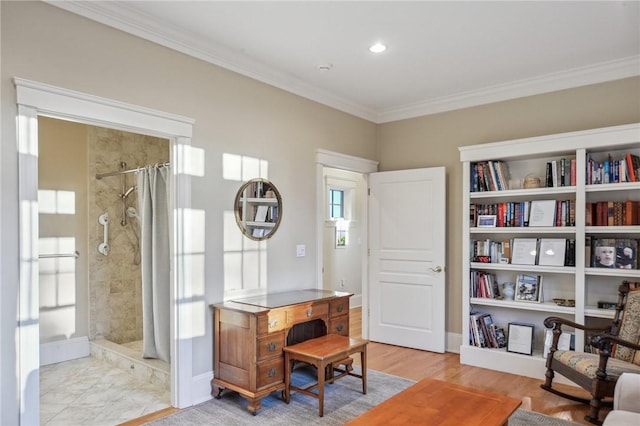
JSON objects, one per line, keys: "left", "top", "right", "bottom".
{"left": 586, "top": 398, "right": 603, "bottom": 425}
{"left": 318, "top": 361, "right": 325, "bottom": 417}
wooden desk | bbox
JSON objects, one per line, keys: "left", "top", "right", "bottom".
{"left": 346, "top": 377, "right": 522, "bottom": 426}
{"left": 211, "top": 289, "right": 352, "bottom": 415}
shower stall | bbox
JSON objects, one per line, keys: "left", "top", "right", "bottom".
{"left": 86, "top": 125, "right": 171, "bottom": 386}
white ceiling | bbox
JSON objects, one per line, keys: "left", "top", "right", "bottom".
{"left": 50, "top": 1, "right": 640, "bottom": 123}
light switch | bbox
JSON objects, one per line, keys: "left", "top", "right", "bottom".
{"left": 296, "top": 244, "right": 306, "bottom": 257}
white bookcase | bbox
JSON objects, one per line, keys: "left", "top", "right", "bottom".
{"left": 459, "top": 123, "right": 640, "bottom": 381}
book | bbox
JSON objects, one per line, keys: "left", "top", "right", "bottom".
{"left": 254, "top": 205, "right": 269, "bottom": 222}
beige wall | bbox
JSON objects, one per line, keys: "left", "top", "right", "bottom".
{"left": 38, "top": 117, "right": 89, "bottom": 343}
{"left": 376, "top": 77, "right": 640, "bottom": 334}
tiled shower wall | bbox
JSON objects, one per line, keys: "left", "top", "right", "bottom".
{"left": 88, "top": 126, "right": 169, "bottom": 344}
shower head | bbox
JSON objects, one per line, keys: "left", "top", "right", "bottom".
{"left": 122, "top": 186, "right": 137, "bottom": 199}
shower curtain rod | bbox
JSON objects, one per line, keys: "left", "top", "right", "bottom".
{"left": 95, "top": 162, "right": 170, "bottom": 180}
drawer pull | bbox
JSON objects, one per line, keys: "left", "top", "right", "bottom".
{"left": 337, "top": 304, "right": 344, "bottom": 313}
{"left": 336, "top": 324, "right": 344, "bottom": 332}
{"left": 306, "top": 309, "right": 313, "bottom": 317}
{"left": 268, "top": 368, "right": 277, "bottom": 377}
{"left": 268, "top": 319, "right": 278, "bottom": 328}
{"left": 267, "top": 342, "right": 277, "bottom": 352}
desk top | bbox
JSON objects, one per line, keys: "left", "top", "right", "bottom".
{"left": 212, "top": 289, "right": 351, "bottom": 313}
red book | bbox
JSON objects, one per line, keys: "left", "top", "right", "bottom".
{"left": 570, "top": 159, "right": 576, "bottom": 186}
{"left": 626, "top": 153, "right": 637, "bottom": 182}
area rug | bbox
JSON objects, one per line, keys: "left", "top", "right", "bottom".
{"left": 146, "top": 367, "right": 578, "bottom": 425}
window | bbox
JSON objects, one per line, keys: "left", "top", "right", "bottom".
{"left": 329, "top": 189, "right": 344, "bottom": 219}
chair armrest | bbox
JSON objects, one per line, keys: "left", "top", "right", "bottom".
{"left": 543, "top": 317, "right": 611, "bottom": 333}
{"left": 543, "top": 317, "right": 611, "bottom": 354}
{"left": 591, "top": 334, "right": 640, "bottom": 353}
{"left": 614, "top": 373, "right": 640, "bottom": 412}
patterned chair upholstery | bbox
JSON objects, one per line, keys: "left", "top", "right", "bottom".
{"left": 542, "top": 282, "right": 640, "bottom": 425}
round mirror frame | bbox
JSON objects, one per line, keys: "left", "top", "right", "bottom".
{"left": 234, "top": 178, "right": 283, "bottom": 241}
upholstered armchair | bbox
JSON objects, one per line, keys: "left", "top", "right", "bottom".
{"left": 541, "top": 282, "right": 640, "bottom": 425}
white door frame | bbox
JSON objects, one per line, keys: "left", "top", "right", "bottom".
{"left": 15, "top": 78, "right": 194, "bottom": 425}
{"left": 315, "top": 149, "right": 378, "bottom": 337}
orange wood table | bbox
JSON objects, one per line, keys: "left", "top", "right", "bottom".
{"left": 345, "top": 377, "right": 521, "bottom": 426}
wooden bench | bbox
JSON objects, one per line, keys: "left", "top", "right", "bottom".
{"left": 283, "top": 334, "right": 368, "bottom": 417}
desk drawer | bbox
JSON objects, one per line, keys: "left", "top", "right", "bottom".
{"left": 329, "top": 314, "right": 349, "bottom": 336}
{"left": 287, "top": 302, "right": 328, "bottom": 324}
{"left": 257, "top": 331, "right": 285, "bottom": 361}
{"left": 330, "top": 298, "right": 349, "bottom": 318}
{"left": 256, "top": 357, "right": 284, "bottom": 389}
{"left": 257, "top": 309, "right": 286, "bottom": 335}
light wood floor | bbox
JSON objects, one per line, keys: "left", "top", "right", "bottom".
{"left": 121, "top": 307, "right": 603, "bottom": 425}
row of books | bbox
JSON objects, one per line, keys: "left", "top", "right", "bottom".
{"left": 470, "top": 161, "right": 510, "bottom": 192}
{"left": 586, "top": 238, "right": 638, "bottom": 269}
{"left": 469, "top": 312, "right": 506, "bottom": 348}
{"left": 545, "top": 158, "right": 576, "bottom": 188}
{"left": 587, "top": 153, "right": 640, "bottom": 185}
{"left": 471, "top": 200, "right": 575, "bottom": 228}
{"left": 471, "top": 271, "right": 544, "bottom": 302}
{"left": 586, "top": 201, "right": 640, "bottom": 226}
{"left": 472, "top": 238, "right": 575, "bottom": 267}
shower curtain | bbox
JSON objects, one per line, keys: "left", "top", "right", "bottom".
{"left": 138, "top": 164, "right": 171, "bottom": 363}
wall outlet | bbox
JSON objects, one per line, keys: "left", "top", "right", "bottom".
{"left": 340, "top": 279, "right": 345, "bottom": 289}
{"left": 296, "top": 244, "right": 306, "bottom": 257}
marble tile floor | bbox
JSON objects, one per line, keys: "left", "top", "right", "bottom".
{"left": 40, "top": 355, "right": 170, "bottom": 426}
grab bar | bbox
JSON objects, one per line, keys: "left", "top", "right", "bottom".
{"left": 39, "top": 251, "right": 80, "bottom": 259}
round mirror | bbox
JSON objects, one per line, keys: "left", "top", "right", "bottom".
{"left": 234, "top": 178, "right": 283, "bottom": 240}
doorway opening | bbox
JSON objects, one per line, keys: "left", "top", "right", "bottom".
{"left": 315, "top": 150, "right": 378, "bottom": 339}
{"left": 16, "top": 78, "right": 194, "bottom": 425}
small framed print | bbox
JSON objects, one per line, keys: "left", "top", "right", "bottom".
{"left": 335, "top": 229, "right": 347, "bottom": 248}
{"left": 507, "top": 322, "right": 534, "bottom": 356}
{"left": 477, "top": 215, "right": 497, "bottom": 227}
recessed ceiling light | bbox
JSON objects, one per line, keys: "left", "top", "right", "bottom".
{"left": 369, "top": 43, "right": 387, "bottom": 53}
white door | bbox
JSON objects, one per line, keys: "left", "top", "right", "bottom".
{"left": 368, "top": 167, "right": 446, "bottom": 352}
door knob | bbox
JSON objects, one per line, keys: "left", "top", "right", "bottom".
{"left": 430, "top": 266, "right": 443, "bottom": 273}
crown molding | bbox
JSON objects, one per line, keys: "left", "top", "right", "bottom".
{"left": 47, "top": 1, "right": 640, "bottom": 125}
{"left": 375, "top": 56, "right": 640, "bottom": 123}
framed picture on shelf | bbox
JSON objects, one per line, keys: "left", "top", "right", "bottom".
{"left": 507, "top": 323, "right": 534, "bottom": 356}
{"left": 477, "top": 215, "right": 497, "bottom": 227}
{"left": 528, "top": 200, "right": 556, "bottom": 227}
{"left": 515, "top": 273, "right": 543, "bottom": 303}
{"left": 511, "top": 238, "right": 538, "bottom": 265}
{"left": 538, "top": 238, "right": 566, "bottom": 266}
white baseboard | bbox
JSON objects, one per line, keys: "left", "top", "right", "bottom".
{"left": 446, "top": 332, "right": 462, "bottom": 354}
{"left": 40, "top": 336, "right": 90, "bottom": 366}
{"left": 191, "top": 371, "right": 215, "bottom": 406}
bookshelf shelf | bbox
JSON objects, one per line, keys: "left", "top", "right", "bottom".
{"left": 469, "top": 262, "right": 576, "bottom": 274}
{"left": 459, "top": 123, "right": 640, "bottom": 381}
{"left": 470, "top": 227, "right": 576, "bottom": 235}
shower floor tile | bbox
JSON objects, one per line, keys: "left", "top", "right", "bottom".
{"left": 41, "top": 356, "right": 170, "bottom": 426}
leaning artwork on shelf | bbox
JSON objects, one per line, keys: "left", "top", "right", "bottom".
{"left": 515, "top": 274, "right": 543, "bottom": 303}
{"left": 616, "top": 239, "right": 638, "bottom": 269}
{"left": 537, "top": 238, "right": 566, "bottom": 266}
{"left": 507, "top": 323, "right": 534, "bottom": 356}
